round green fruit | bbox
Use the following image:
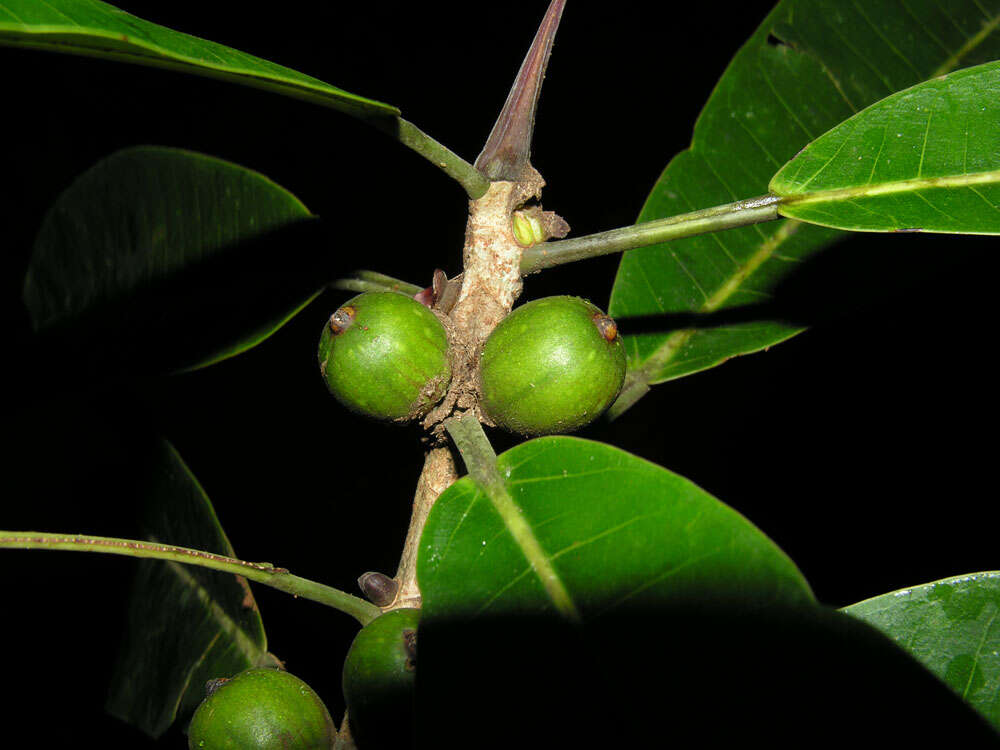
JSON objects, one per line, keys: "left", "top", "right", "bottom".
{"left": 342, "top": 608, "right": 419, "bottom": 750}
{"left": 318, "top": 292, "right": 451, "bottom": 422}
{"left": 187, "top": 668, "right": 336, "bottom": 750}
{"left": 479, "top": 295, "right": 626, "bottom": 435}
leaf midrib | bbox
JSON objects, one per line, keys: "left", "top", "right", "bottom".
{"left": 161, "top": 556, "right": 265, "bottom": 663}
{"left": 776, "top": 169, "right": 1000, "bottom": 205}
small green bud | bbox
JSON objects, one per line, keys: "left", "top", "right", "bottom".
{"left": 512, "top": 211, "right": 546, "bottom": 247}
{"left": 188, "top": 668, "right": 336, "bottom": 750}
{"left": 343, "top": 608, "right": 420, "bottom": 750}
{"left": 479, "top": 296, "right": 626, "bottom": 435}
{"left": 318, "top": 292, "right": 451, "bottom": 422}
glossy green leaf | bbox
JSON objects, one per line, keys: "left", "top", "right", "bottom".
{"left": 0, "top": 1, "right": 489, "bottom": 198}
{"left": 772, "top": 61, "right": 1000, "bottom": 233}
{"left": 415, "top": 438, "right": 997, "bottom": 745}
{"left": 106, "top": 439, "right": 279, "bottom": 738}
{"left": 609, "top": 0, "right": 1000, "bottom": 412}
{"left": 0, "top": 0, "right": 396, "bottom": 118}
{"left": 24, "top": 146, "right": 330, "bottom": 377}
{"left": 418, "top": 436, "right": 813, "bottom": 621}
{"left": 843, "top": 571, "right": 1000, "bottom": 733}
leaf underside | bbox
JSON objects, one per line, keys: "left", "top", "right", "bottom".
{"left": 0, "top": 0, "right": 396, "bottom": 118}
{"left": 843, "top": 571, "right": 1000, "bottom": 733}
{"left": 106, "top": 439, "right": 278, "bottom": 738}
{"left": 609, "top": 0, "right": 1000, "bottom": 408}
{"left": 772, "top": 60, "right": 1000, "bottom": 233}
{"left": 24, "top": 146, "right": 327, "bottom": 377}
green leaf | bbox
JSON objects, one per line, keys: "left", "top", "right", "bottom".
{"left": 106, "top": 438, "right": 279, "bottom": 738}
{"left": 416, "top": 438, "right": 996, "bottom": 745}
{"left": 418, "top": 436, "right": 813, "bottom": 621}
{"left": 843, "top": 571, "right": 1000, "bottom": 733}
{"left": 24, "top": 146, "right": 329, "bottom": 376}
{"left": 0, "top": 0, "right": 396, "bottom": 118}
{"left": 0, "top": 2, "right": 490, "bottom": 198}
{"left": 609, "top": 0, "right": 1000, "bottom": 411}
{"left": 771, "top": 61, "right": 1000, "bottom": 233}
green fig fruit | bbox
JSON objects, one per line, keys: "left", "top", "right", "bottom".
{"left": 479, "top": 295, "right": 626, "bottom": 435}
{"left": 342, "top": 608, "right": 419, "bottom": 750}
{"left": 187, "top": 668, "right": 336, "bottom": 750}
{"left": 318, "top": 292, "right": 451, "bottom": 422}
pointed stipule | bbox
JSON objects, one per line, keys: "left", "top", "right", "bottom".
{"left": 474, "top": 0, "right": 567, "bottom": 183}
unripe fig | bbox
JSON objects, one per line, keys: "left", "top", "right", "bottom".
{"left": 187, "top": 668, "right": 336, "bottom": 749}
{"left": 342, "top": 608, "right": 419, "bottom": 750}
{"left": 318, "top": 292, "right": 451, "bottom": 422}
{"left": 479, "top": 295, "right": 626, "bottom": 435}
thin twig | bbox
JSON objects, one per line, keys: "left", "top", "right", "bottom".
{"left": 0, "top": 531, "right": 381, "bottom": 625}
{"left": 379, "top": 117, "right": 490, "bottom": 199}
{"left": 520, "top": 195, "right": 782, "bottom": 274}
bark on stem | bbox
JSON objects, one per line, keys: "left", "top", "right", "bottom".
{"left": 449, "top": 181, "right": 531, "bottom": 348}
{"left": 390, "top": 2, "right": 564, "bottom": 609}
{"left": 421, "top": 180, "right": 537, "bottom": 429}
{"left": 389, "top": 446, "right": 457, "bottom": 610}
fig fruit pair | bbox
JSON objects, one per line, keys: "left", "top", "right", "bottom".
{"left": 319, "top": 292, "right": 625, "bottom": 435}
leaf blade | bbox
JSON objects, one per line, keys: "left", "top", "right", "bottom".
{"left": 843, "top": 571, "right": 1000, "bottom": 733}
{"left": 24, "top": 146, "right": 329, "bottom": 377}
{"left": 415, "top": 439, "right": 997, "bottom": 745}
{"left": 106, "top": 439, "right": 278, "bottom": 738}
{"left": 609, "top": 0, "right": 1000, "bottom": 407}
{"left": 771, "top": 61, "right": 1000, "bottom": 233}
{"left": 418, "top": 436, "right": 813, "bottom": 622}
{"left": 0, "top": 0, "right": 397, "bottom": 118}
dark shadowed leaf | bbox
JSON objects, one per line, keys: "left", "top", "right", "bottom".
{"left": 609, "top": 0, "right": 1000, "bottom": 414}
{"left": 843, "top": 571, "right": 1000, "bottom": 732}
{"left": 24, "top": 146, "right": 330, "bottom": 378}
{"left": 772, "top": 61, "right": 1000, "bottom": 233}
{"left": 418, "top": 436, "right": 813, "bottom": 621}
{"left": 0, "top": 0, "right": 396, "bottom": 118}
{"left": 106, "top": 438, "right": 279, "bottom": 738}
{"left": 415, "top": 437, "right": 995, "bottom": 746}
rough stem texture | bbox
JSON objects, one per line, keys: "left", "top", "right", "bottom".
{"left": 390, "top": 184, "right": 533, "bottom": 606}
{"left": 451, "top": 181, "right": 530, "bottom": 347}
{"left": 393, "top": 0, "right": 567, "bottom": 608}
{"left": 390, "top": 446, "right": 457, "bottom": 611}
{"left": 422, "top": 180, "right": 540, "bottom": 432}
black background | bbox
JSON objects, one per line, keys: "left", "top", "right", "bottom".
{"left": 3, "top": 1, "right": 999, "bottom": 746}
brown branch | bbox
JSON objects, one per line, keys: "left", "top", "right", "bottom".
{"left": 386, "top": 446, "right": 457, "bottom": 610}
